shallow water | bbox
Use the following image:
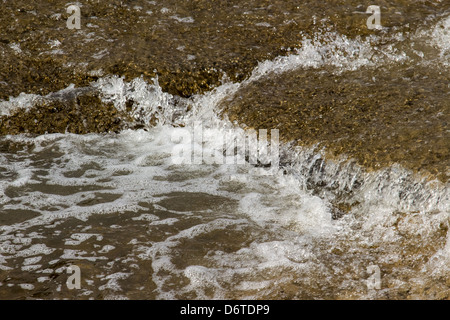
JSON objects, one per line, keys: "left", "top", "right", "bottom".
{"left": 0, "top": 1, "right": 449, "bottom": 300}
{"left": 0, "top": 129, "right": 448, "bottom": 299}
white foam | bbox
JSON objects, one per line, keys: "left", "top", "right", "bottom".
{"left": 149, "top": 218, "right": 178, "bottom": 226}
{"left": 184, "top": 265, "right": 223, "bottom": 299}
{"left": 9, "top": 43, "right": 22, "bottom": 54}
{"left": 170, "top": 15, "right": 194, "bottom": 23}
{"left": 60, "top": 249, "right": 107, "bottom": 262}
{"left": 238, "top": 187, "right": 333, "bottom": 236}
{"left": 15, "top": 244, "right": 55, "bottom": 258}
{"left": 23, "top": 256, "right": 42, "bottom": 265}
{"left": 0, "top": 92, "right": 42, "bottom": 116}
{"left": 429, "top": 15, "right": 450, "bottom": 66}
{"left": 19, "top": 284, "right": 34, "bottom": 290}
{"left": 21, "top": 265, "right": 41, "bottom": 272}
{"left": 413, "top": 15, "right": 450, "bottom": 67}
{"left": 37, "top": 276, "right": 49, "bottom": 283}
{"left": 10, "top": 169, "right": 33, "bottom": 187}
{"left": 93, "top": 76, "right": 176, "bottom": 125}
{"left": 98, "top": 272, "right": 131, "bottom": 292}
{"left": 132, "top": 214, "right": 159, "bottom": 222}
{"left": 0, "top": 24, "right": 448, "bottom": 299}
{"left": 0, "top": 84, "right": 80, "bottom": 115}
{"left": 99, "top": 245, "right": 115, "bottom": 253}
{"left": 65, "top": 233, "right": 103, "bottom": 246}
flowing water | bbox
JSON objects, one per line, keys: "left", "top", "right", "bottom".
{"left": 0, "top": 1, "right": 449, "bottom": 300}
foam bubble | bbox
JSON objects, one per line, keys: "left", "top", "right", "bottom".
{"left": 19, "top": 284, "right": 34, "bottom": 290}
{"left": 64, "top": 233, "right": 103, "bottom": 246}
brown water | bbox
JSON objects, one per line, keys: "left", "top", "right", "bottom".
{"left": 0, "top": 1, "right": 449, "bottom": 300}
